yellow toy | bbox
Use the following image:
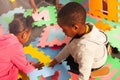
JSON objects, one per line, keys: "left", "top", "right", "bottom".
{"left": 10, "top": 0, "right": 15, "bottom": 3}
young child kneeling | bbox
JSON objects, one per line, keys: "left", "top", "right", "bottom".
{"left": 0, "top": 13, "right": 44, "bottom": 80}
{"left": 49, "top": 2, "right": 108, "bottom": 80}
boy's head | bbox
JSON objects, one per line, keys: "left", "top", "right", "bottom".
{"left": 9, "top": 13, "right": 33, "bottom": 44}
{"left": 57, "top": 2, "right": 86, "bottom": 37}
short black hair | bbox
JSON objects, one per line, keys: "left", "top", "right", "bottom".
{"left": 9, "top": 13, "right": 34, "bottom": 35}
{"left": 58, "top": 2, "right": 86, "bottom": 26}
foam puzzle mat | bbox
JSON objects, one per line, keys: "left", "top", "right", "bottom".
{"left": 0, "top": 0, "right": 120, "bottom": 79}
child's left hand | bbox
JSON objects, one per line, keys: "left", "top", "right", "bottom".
{"left": 31, "top": 62, "right": 44, "bottom": 70}
{"left": 34, "top": 62, "right": 44, "bottom": 70}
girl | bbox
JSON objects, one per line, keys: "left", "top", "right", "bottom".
{"left": 0, "top": 13, "right": 44, "bottom": 80}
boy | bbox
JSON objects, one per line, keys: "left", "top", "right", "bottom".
{"left": 49, "top": 2, "right": 108, "bottom": 80}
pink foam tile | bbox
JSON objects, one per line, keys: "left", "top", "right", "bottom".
{"left": 37, "top": 24, "right": 71, "bottom": 47}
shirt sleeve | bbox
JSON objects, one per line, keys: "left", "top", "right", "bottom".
{"left": 55, "top": 44, "right": 70, "bottom": 62}
{"left": 76, "top": 44, "right": 95, "bottom": 80}
{"left": 11, "top": 43, "right": 34, "bottom": 74}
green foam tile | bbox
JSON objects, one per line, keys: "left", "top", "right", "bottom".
{"left": 24, "top": 6, "right": 57, "bottom": 27}
{"left": 105, "top": 26, "right": 120, "bottom": 51}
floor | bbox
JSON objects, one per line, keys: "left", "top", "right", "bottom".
{"left": 0, "top": 1, "right": 120, "bottom": 80}
{"left": 0, "top": 0, "right": 31, "bottom": 15}
{"left": 0, "top": 0, "right": 54, "bottom": 15}
{"left": 0, "top": 0, "right": 120, "bottom": 58}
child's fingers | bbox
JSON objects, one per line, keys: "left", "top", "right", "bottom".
{"left": 48, "top": 59, "right": 57, "bottom": 67}
{"left": 32, "top": 8, "right": 38, "bottom": 13}
{"left": 36, "top": 62, "right": 45, "bottom": 70}
{"left": 40, "top": 63, "right": 44, "bottom": 67}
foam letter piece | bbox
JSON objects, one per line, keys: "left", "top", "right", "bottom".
{"left": 30, "top": 37, "right": 64, "bottom": 59}
{"left": 28, "top": 61, "right": 70, "bottom": 80}
{"left": 105, "top": 26, "right": 120, "bottom": 51}
{"left": 52, "top": 71, "right": 60, "bottom": 80}
{"left": 116, "top": 75, "right": 120, "bottom": 80}
{"left": 68, "top": 71, "right": 78, "bottom": 80}
{"left": 93, "top": 55, "right": 120, "bottom": 80}
{"left": 32, "top": 10, "right": 50, "bottom": 21}
{"left": 47, "top": 28, "right": 65, "bottom": 42}
{"left": 53, "top": 61, "right": 71, "bottom": 80}
{"left": 25, "top": 54, "right": 39, "bottom": 63}
{"left": 24, "top": 6, "right": 57, "bottom": 27}
{"left": 37, "top": 24, "right": 71, "bottom": 47}
{"left": 37, "top": 66, "right": 55, "bottom": 77}
{"left": 24, "top": 44, "right": 51, "bottom": 65}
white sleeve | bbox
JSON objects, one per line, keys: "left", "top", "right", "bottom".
{"left": 77, "top": 45, "right": 95, "bottom": 80}
{"left": 55, "top": 44, "right": 70, "bottom": 62}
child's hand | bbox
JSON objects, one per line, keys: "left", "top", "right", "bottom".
{"left": 49, "top": 59, "right": 57, "bottom": 67}
{"left": 33, "top": 7, "right": 38, "bottom": 13}
{"left": 33, "top": 62, "right": 44, "bottom": 70}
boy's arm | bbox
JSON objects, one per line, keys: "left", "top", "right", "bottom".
{"left": 29, "top": 0, "right": 38, "bottom": 13}
{"left": 49, "top": 44, "right": 70, "bottom": 67}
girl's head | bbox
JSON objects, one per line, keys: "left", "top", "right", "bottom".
{"left": 57, "top": 2, "right": 86, "bottom": 37}
{"left": 9, "top": 13, "right": 33, "bottom": 44}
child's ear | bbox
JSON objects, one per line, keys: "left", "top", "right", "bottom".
{"left": 72, "top": 24, "right": 79, "bottom": 31}
{"left": 21, "top": 31, "right": 28, "bottom": 39}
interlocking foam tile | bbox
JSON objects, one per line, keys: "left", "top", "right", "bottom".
{"left": 95, "top": 55, "right": 120, "bottom": 80}
{"left": 74, "top": 0, "right": 85, "bottom": 3}
{"left": 51, "top": 71, "right": 60, "bottom": 80}
{"left": 38, "top": 46, "right": 64, "bottom": 59}
{"left": 25, "top": 54, "right": 39, "bottom": 63}
{"left": 37, "top": 66, "right": 56, "bottom": 77}
{"left": 28, "top": 61, "right": 71, "bottom": 80}
{"left": 68, "top": 71, "right": 78, "bottom": 80}
{"left": 31, "top": 37, "right": 40, "bottom": 48}
{"left": 68, "top": 54, "right": 120, "bottom": 80}
{"left": 0, "top": 24, "right": 4, "bottom": 35}
{"left": 82, "top": 1, "right": 89, "bottom": 11}
{"left": 50, "top": 45, "right": 64, "bottom": 50}
{"left": 59, "top": 0, "right": 89, "bottom": 11}
{"left": 32, "top": 10, "right": 50, "bottom": 21}
{"left": 30, "top": 37, "right": 64, "bottom": 59}
{"left": 52, "top": 61, "right": 71, "bottom": 80}
{"left": 105, "top": 26, "right": 120, "bottom": 51}
{"left": 24, "top": 42, "right": 71, "bottom": 80}
{"left": 102, "top": 19, "right": 120, "bottom": 27}
{"left": 87, "top": 14, "right": 101, "bottom": 22}
{"left": 59, "top": 0, "right": 85, "bottom": 5}
{"left": 24, "top": 6, "right": 57, "bottom": 27}
{"left": 0, "top": 7, "right": 25, "bottom": 33}
{"left": 37, "top": 24, "right": 71, "bottom": 47}
{"left": 95, "top": 21, "right": 111, "bottom": 31}
{"left": 89, "top": 0, "right": 119, "bottom": 22}
{"left": 24, "top": 44, "right": 51, "bottom": 65}
{"left": 59, "top": 0, "right": 72, "bottom": 5}
{"left": 40, "top": 74, "right": 60, "bottom": 80}
{"left": 40, "top": 76, "right": 46, "bottom": 80}
{"left": 86, "top": 15, "right": 99, "bottom": 24}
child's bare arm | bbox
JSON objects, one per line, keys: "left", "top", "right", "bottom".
{"left": 49, "top": 59, "right": 58, "bottom": 67}
{"left": 29, "top": 0, "right": 38, "bottom": 13}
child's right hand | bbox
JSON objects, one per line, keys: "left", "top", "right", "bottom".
{"left": 33, "top": 7, "right": 38, "bottom": 13}
{"left": 48, "top": 59, "right": 57, "bottom": 67}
